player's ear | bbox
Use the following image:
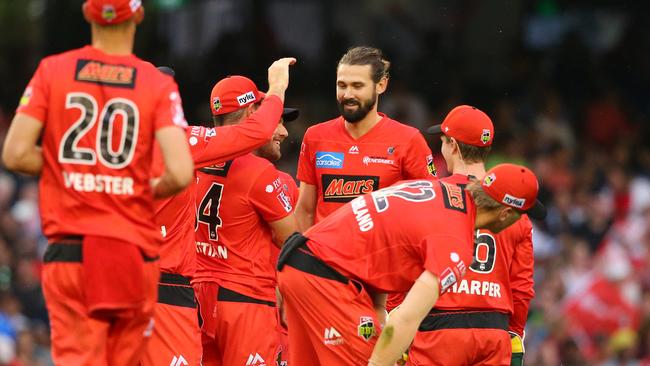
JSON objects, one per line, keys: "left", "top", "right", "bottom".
{"left": 133, "top": 6, "right": 145, "bottom": 24}
{"left": 376, "top": 76, "right": 388, "bottom": 95}
{"left": 82, "top": 2, "right": 92, "bottom": 23}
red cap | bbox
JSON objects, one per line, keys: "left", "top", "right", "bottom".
{"left": 481, "top": 163, "right": 546, "bottom": 219}
{"left": 210, "top": 76, "right": 265, "bottom": 116}
{"left": 84, "top": 0, "right": 142, "bottom": 25}
{"left": 427, "top": 105, "right": 494, "bottom": 147}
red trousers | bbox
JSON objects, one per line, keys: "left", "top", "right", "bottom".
{"left": 42, "top": 241, "right": 159, "bottom": 366}
{"left": 408, "top": 313, "right": 511, "bottom": 366}
{"left": 141, "top": 274, "right": 201, "bottom": 366}
{"left": 277, "top": 265, "right": 380, "bottom": 365}
{"left": 194, "top": 282, "right": 280, "bottom": 366}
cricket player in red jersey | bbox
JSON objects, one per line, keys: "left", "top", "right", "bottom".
{"left": 1, "top": 1, "right": 194, "bottom": 365}
{"left": 277, "top": 163, "right": 545, "bottom": 365}
{"left": 403, "top": 105, "right": 542, "bottom": 366}
{"left": 295, "top": 46, "right": 436, "bottom": 230}
{"left": 193, "top": 76, "right": 298, "bottom": 366}
{"left": 143, "top": 61, "right": 296, "bottom": 366}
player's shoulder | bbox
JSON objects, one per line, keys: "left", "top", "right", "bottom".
{"left": 304, "top": 117, "right": 342, "bottom": 139}
{"left": 497, "top": 214, "right": 534, "bottom": 243}
{"left": 234, "top": 153, "right": 276, "bottom": 171}
{"left": 381, "top": 116, "right": 423, "bottom": 138}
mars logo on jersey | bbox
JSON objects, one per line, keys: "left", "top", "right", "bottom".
{"left": 75, "top": 59, "right": 136, "bottom": 88}
{"left": 315, "top": 152, "right": 344, "bottom": 169}
{"left": 322, "top": 174, "right": 379, "bottom": 202}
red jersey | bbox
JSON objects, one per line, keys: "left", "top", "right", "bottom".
{"left": 194, "top": 154, "right": 294, "bottom": 301}
{"left": 16, "top": 46, "right": 185, "bottom": 256}
{"left": 297, "top": 114, "right": 435, "bottom": 223}
{"left": 278, "top": 170, "right": 299, "bottom": 204}
{"left": 305, "top": 179, "right": 475, "bottom": 295}
{"left": 153, "top": 97, "right": 284, "bottom": 277}
{"left": 433, "top": 174, "right": 535, "bottom": 336}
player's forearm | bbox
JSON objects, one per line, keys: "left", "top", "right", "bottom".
{"left": 193, "top": 96, "right": 283, "bottom": 168}
{"left": 151, "top": 172, "right": 190, "bottom": 198}
{"left": 2, "top": 146, "right": 43, "bottom": 175}
{"left": 295, "top": 207, "right": 314, "bottom": 232}
{"left": 368, "top": 310, "right": 419, "bottom": 366}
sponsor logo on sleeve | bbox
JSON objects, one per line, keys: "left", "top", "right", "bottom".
{"left": 75, "top": 59, "right": 136, "bottom": 88}
{"left": 277, "top": 191, "right": 293, "bottom": 213}
{"left": 19, "top": 86, "right": 32, "bottom": 107}
{"left": 439, "top": 267, "right": 457, "bottom": 293}
{"left": 321, "top": 174, "right": 379, "bottom": 202}
{"left": 426, "top": 154, "right": 437, "bottom": 177}
{"left": 315, "top": 152, "right": 344, "bottom": 169}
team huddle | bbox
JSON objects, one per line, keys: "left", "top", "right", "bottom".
{"left": 1, "top": 1, "right": 546, "bottom": 365}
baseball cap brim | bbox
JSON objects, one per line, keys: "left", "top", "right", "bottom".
{"left": 524, "top": 200, "right": 547, "bottom": 220}
{"left": 426, "top": 124, "right": 443, "bottom": 135}
{"left": 282, "top": 108, "right": 299, "bottom": 122}
{"left": 157, "top": 66, "right": 175, "bottom": 77}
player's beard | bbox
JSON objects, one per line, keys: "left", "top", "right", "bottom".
{"left": 256, "top": 140, "right": 281, "bottom": 161}
{"left": 338, "top": 91, "right": 377, "bottom": 123}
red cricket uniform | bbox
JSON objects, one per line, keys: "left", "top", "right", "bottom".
{"left": 277, "top": 179, "right": 476, "bottom": 365}
{"left": 275, "top": 170, "right": 297, "bottom": 366}
{"left": 143, "top": 97, "right": 284, "bottom": 366}
{"left": 17, "top": 45, "right": 183, "bottom": 366}
{"left": 407, "top": 174, "right": 535, "bottom": 366}
{"left": 193, "top": 154, "right": 293, "bottom": 366}
{"left": 297, "top": 114, "right": 435, "bottom": 223}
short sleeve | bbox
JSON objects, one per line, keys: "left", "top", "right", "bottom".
{"left": 402, "top": 132, "right": 436, "bottom": 178}
{"left": 249, "top": 164, "right": 294, "bottom": 222}
{"left": 154, "top": 80, "right": 187, "bottom": 131}
{"left": 421, "top": 234, "right": 473, "bottom": 294}
{"left": 296, "top": 129, "right": 316, "bottom": 184}
{"left": 16, "top": 60, "right": 49, "bottom": 124}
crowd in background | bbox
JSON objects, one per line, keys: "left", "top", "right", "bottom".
{"left": 1, "top": 1, "right": 650, "bottom": 365}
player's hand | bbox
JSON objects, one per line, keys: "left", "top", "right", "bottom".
{"left": 267, "top": 57, "right": 297, "bottom": 100}
{"left": 509, "top": 331, "right": 524, "bottom": 366}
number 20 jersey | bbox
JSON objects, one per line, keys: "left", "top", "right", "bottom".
{"left": 16, "top": 46, "right": 184, "bottom": 256}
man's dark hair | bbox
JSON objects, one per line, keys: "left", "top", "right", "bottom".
{"left": 443, "top": 135, "right": 491, "bottom": 163}
{"left": 338, "top": 46, "right": 390, "bottom": 83}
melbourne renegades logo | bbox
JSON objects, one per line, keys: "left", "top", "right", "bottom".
{"left": 321, "top": 174, "right": 379, "bottom": 203}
